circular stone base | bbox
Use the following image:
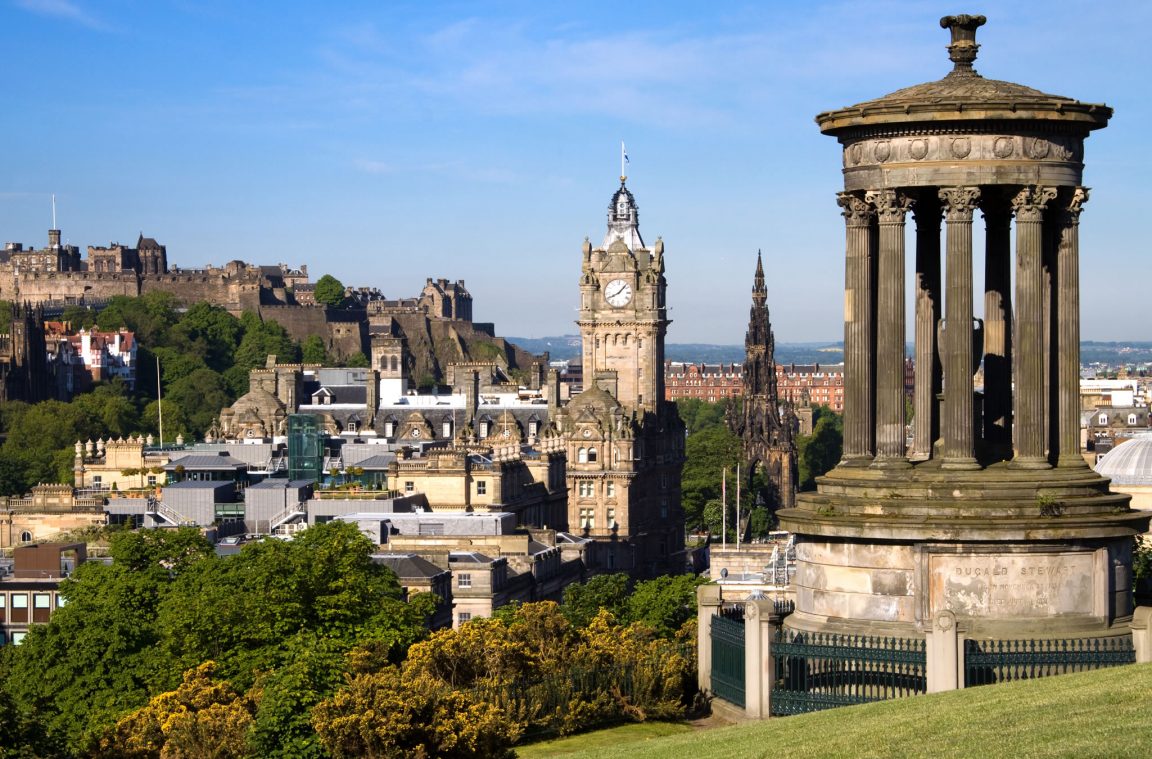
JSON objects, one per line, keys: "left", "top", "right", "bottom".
{"left": 777, "top": 457, "right": 1150, "bottom": 637}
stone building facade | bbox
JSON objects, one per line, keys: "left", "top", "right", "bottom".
{"left": 551, "top": 179, "right": 685, "bottom": 576}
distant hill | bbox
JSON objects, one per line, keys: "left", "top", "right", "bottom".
{"left": 509, "top": 337, "right": 1152, "bottom": 369}
{"left": 507, "top": 336, "right": 844, "bottom": 365}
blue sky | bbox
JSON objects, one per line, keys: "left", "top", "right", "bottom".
{"left": 1, "top": 1, "right": 1148, "bottom": 344}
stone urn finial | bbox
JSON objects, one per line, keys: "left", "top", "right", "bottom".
{"left": 940, "top": 14, "right": 986, "bottom": 75}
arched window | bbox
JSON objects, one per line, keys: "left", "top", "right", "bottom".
{"left": 390, "top": 356, "right": 399, "bottom": 372}
{"left": 379, "top": 355, "right": 388, "bottom": 369}
{"left": 19, "top": 530, "right": 32, "bottom": 543}
{"left": 1129, "top": 414, "right": 1138, "bottom": 426}
{"left": 578, "top": 448, "right": 588, "bottom": 464}
{"left": 587, "top": 447, "right": 598, "bottom": 463}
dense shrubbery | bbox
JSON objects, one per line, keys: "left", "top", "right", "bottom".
{"left": 0, "top": 525, "right": 703, "bottom": 758}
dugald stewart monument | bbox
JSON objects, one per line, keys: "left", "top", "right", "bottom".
{"left": 778, "top": 15, "right": 1150, "bottom": 642}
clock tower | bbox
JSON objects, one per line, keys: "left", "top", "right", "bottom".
{"left": 577, "top": 179, "right": 667, "bottom": 412}
{"left": 556, "top": 178, "right": 685, "bottom": 577}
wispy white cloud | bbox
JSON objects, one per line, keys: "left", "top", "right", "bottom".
{"left": 14, "top": 0, "right": 110, "bottom": 30}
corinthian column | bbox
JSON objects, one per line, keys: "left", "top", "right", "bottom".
{"left": 911, "top": 194, "right": 941, "bottom": 461}
{"left": 838, "top": 191, "right": 875, "bottom": 463}
{"left": 1011, "top": 185, "right": 1058, "bottom": 468}
{"left": 939, "top": 187, "right": 981, "bottom": 469}
{"left": 867, "top": 189, "right": 913, "bottom": 467}
{"left": 1056, "top": 187, "right": 1089, "bottom": 467}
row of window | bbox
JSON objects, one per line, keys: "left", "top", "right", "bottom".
{"left": 0, "top": 593, "right": 58, "bottom": 610}
{"left": 578, "top": 507, "right": 617, "bottom": 530}
{"left": 576, "top": 481, "right": 616, "bottom": 498}
{"left": 1097, "top": 413, "right": 1141, "bottom": 426}
{"left": 383, "top": 420, "right": 542, "bottom": 439}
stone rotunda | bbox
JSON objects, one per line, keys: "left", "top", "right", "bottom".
{"left": 777, "top": 15, "right": 1149, "bottom": 641}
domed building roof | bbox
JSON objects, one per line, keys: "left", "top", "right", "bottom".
{"left": 1095, "top": 436, "right": 1152, "bottom": 486}
{"left": 816, "top": 14, "right": 1111, "bottom": 136}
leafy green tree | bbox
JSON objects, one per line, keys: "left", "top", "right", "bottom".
{"left": 299, "top": 335, "right": 328, "bottom": 365}
{"left": 680, "top": 425, "right": 743, "bottom": 532}
{"left": 342, "top": 351, "right": 369, "bottom": 368}
{"left": 312, "top": 275, "right": 346, "bottom": 308}
{"left": 72, "top": 383, "right": 140, "bottom": 439}
{"left": 151, "top": 346, "right": 209, "bottom": 388}
{"left": 0, "top": 400, "right": 98, "bottom": 491}
{"left": 140, "top": 399, "right": 188, "bottom": 440}
{"left": 675, "top": 398, "right": 730, "bottom": 435}
{"left": 170, "top": 302, "right": 243, "bottom": 374}
{"left": 233, "top": 313, "right": 298, "bottom": 373}
{"left": 625, "top": 575, "right": 705, "bottom": 637}
{"left": 95, "top": 292, "right": 178, "bottom": 348}
{"left": 166, "top": 368, "right": 233, "bottom": 438}
{"left": 3, "top": 529, "right": 211, "bottom": 753}
{"left": 797, "top": 406, "right": 843, "bottom": 490}
{"left": 60, "top": 304, "right": 98, "bottom": 330}
{"left": 561, "top": 574, "right": 631, "bottom": 628}
{"left": 156, "top": 522, "right": 421, "bottom": 685}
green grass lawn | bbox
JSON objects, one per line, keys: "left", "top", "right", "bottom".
{"left": 517, "top": 662, "right": 1152, "bottom": 758}
{"left": 515, "top": 722, "right": 695, "bottom": 758}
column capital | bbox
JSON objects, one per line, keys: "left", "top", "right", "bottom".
{"left": 1010, "top": 185, "right": 1058, "bottom": 222}
{"left": 837, "top": 191, "right": 874, "bottom": 227}
{"left": 938, "top": 186, "right": 982, "bottom": 221}
{"left": 865, "top": 189, "right": 915, "bottom": 224}
{"left": 1060, "top": 186, "right": 1090, "bottom": 224}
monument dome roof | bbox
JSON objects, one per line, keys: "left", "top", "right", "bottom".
{"left": 1095, "top": 436, "right": 1152, "bottom": 486}
{"left": 816, "top": 14, "right": 1111, "bottom": 136}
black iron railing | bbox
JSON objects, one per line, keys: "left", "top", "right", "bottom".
{"left": 964, "top": 635, "right": 1135, "bottom": 687}
{"left": 771, "top": 629, "right": 926, "bottom": 716}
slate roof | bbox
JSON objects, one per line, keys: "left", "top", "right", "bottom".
{"left": 165, "top": 453, "right": 247, "bottom": 471}
{"left": 373, "top": 553, "right": 448, "bottom": 580}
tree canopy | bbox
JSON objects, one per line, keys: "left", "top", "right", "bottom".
{"left": 312, "top": 275, "right": 346, "bottom": 308}
{"left": 1, "top": 523, "right": 429, "bottom": 757}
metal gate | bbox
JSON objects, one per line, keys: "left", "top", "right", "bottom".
{"left": 711, "top": 611, "right": 745, "bottom": 708}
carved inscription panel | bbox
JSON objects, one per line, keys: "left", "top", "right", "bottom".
{"left": 928, "top": 552, "right": 1095, "bottom": 618}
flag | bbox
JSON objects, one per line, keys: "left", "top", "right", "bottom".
{"left": 622, "top": 142, "right": 630, "bottom": 164}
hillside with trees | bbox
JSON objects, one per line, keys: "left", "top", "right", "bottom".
{"left": 0, "top": 523, "right": 702, "bottom": 757}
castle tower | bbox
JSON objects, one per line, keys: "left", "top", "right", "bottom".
{"left": 729, "top": 251, "right": 797, "bottom": 510}
{"left": 779, "top": 15, "right": 1149, "bottom": 642}
{"left": 370, "top": 323, "right": 409, "bottom": 401}
{"left": 557, "top": 178, "right": 685, "bottom": 577}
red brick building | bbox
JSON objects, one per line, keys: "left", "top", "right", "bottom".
{"left": 665, "top": 361, "right": 848, "bottom": 412}
{"left": 664, "top": 362, "right": 743, "bottom": 402}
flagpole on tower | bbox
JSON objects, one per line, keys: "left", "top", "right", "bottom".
{"left": 620, "top": 141, "right": 629, "bottom": 182}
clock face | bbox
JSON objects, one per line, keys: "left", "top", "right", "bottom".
{"left": 604, "top": 279, "right": 633, "bottom": 307}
